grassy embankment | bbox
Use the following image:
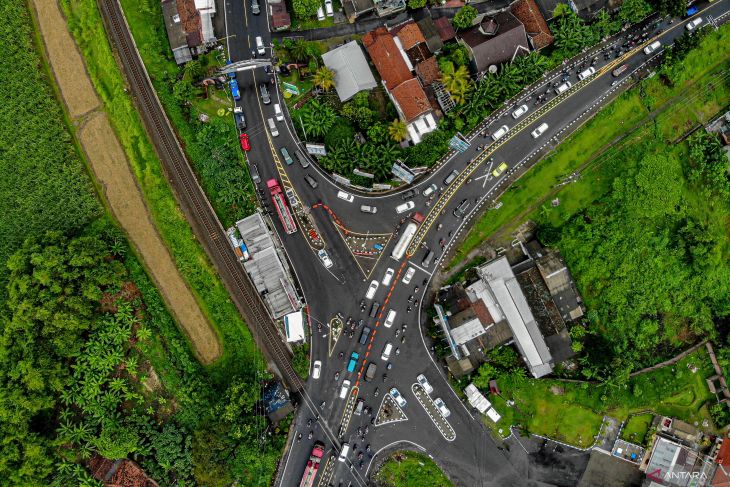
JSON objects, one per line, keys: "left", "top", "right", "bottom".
{"left": 61, "top": 0, "right": 257, "bottom": 382}
{"left": 375, "top": 451, "right": 453, "bottom": 487}
{"left": 450, "top": 24, "right": 730, "bottom": 266}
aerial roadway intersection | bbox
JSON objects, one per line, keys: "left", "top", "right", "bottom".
{"left": 219, "top": 0, "right": 730, "bottom": 484}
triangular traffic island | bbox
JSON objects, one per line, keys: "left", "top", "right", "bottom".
{"left": 328, "top": 316, "right": 343, "bottom": 357}
{"left": 374, "top": 393, "right": 408, "bottom": 426}
{"left": 312, "top": 203, "right": 392, "bottom": 279}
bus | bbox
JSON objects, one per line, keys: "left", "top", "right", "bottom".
{"left": 267, "top": 179, "right": 297, "bottom": 235}
{"left": 391, "top": 212, "right": 424, "bottom": 261}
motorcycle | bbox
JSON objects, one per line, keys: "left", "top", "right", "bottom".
{"left": 308, "top": 431, "right": 313, "bottom": 440}
{"left": 297, "top": 433, "right": 302, "bottom": 442}
{"left": 374, "top": 388, "right": 379, "bottom": 397}
{"left": 334, "top": 372, "right": 340, "bottom": 381}
{"left": 401, "top": 335, "right": 406, "bottom": 344}
{"left": 406, "top": 306, "right": 412, "bottom": 313}
{"left": 395, "top": 329, "right": 400, "bottom": 337}
{"left": 383, "top": 374, "right": 388, "bottom": 382}
{"left": 395, "top": 348, "right": 400, "bottom": 355}
{"left": 339, "top": 351, "right": 344, "bottom": 359}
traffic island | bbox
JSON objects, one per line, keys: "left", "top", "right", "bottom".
{"left": 328, "top": 316, "right": 343, "bottom": 356}
{"left": 374, "top": 394, "right": 407, "bottom": 426}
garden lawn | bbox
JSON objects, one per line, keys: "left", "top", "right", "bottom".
{"left": 375, "top": 451, "right": 453, "bottom": 487}
{"left": 620, "top": 414, "right": 653, "bottom": 445}
{"left": 494, "top": 349, "right": 717, "bottom": 447}
{"left": 450, "top": 23, "right": 730, "bottom": 265}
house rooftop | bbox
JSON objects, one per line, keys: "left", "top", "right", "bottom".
{"left": 341, "top": 0, "right": 375, "bottom": 20}
{"left": 417, "top": 16, "right": 444, "bottom": 53}
{"left": 363, "top": 27, "right": 413, "bottom": 89}
{"left": 511, "top": 0, "right": 553, "bottom": 49}
{"left": 395, "top": 22, "right": 426, "bottom": 50}
{"left": 390, "top": 78, "right": 432, "bottom": 123}
{"left": 459, "top": 12, "right": 529, "bottom": 72}
{"left": 322, "top": 41, "right": 378, "bottom": 101}
{"left": 270, "top": 3, "right": 291, "bottom": 30}
{"left": 434, "top": 17, "right": 456, "bottom": 42}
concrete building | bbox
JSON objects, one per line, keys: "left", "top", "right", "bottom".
{"left": 469, "top": 256, "right": 554, "bottom": 377}
{"left": 321, "top": 41, "right": 378, "bottom": 102}
{"left": 643, "top": 436, "right": 715, "bottom": 487}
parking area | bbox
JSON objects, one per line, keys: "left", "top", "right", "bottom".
{"left": 411, "top": 384, "right": 455, "bottom": 441}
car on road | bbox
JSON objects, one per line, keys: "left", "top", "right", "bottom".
{"left": 390, "top": 387, "right": 407, "bottom": 408}
{"left": 381, "top": 342, "right": 393, "bottom": 361}
{"left": 347, "top": 352, "right": 359, "bottom": 372}
{"left": 434, "top": 397, "right": 451, "bottom": 418}
{"left": 491, "top": 125, "right": 509, "bottom": 141}
{"left": 354, "top": 397, "right": 365, "bottom": 414}
{"left": 280, "top": 147, "right": 294, "bottom": 165}
{"left": 317, "top": 249, "right": 333, "bottom": 268}
{"left": 531, "top": 123, "right": 549, "bottom": 139}
{"left": 365, "top": 280, "right": 379, "bottom": 299}
{"left": 396, "top": 201, "right": 415, "bottom": 214}
{"left": 511, "top": 104, "right": 528, "bottom": 119}
{"left": 686, "top": 17, "right": 703, "bottom": 31}
{"left": 337, "top": 190, "right": 354, "bottom": 202}
{"left": 239, "top": 133, "right": 251, "bottom": 152}
{"left": 421, "top": 249, "right": 435, "bottom": 267}
{"left": 577, "top": 66, "right": 596, "bottom": 81}
{"left": 365, "top": 362, "right": 377, "bottom": 381}
{"left": 274, "top": 103, "right": 284, "bottom": 122}
{"left": 402, "top": 266, "right": 415, "bottom": 284}
{"left": 249, "top": 163, "right": 261, "bottom": 184}
{"left": 453, "top": 199, "right": 470, "bottom": 218}
{"left": 417, "top": 374, "right": 433, "bottom": 394}
{"left": 255, "top": 36, "right": 265, "bottom": 55}
{"left": 443, "top": 169, "right": 459, "bottom": 186}
{"left": 383, "top": 309, "right": 396, "bottom": 328}
{"left": 369, "top": 301, "right": 380, "bottom": 318}
{"left": 312, "top": 360, "right": 321, "bottom": 379}
{"left": 643, "top": 40, "right": 661, "bottom": 55}
{"left": 233, "top": 106, "right": 246, "bottom": 130}
{"left": 382, "top": 268, "right": 395, "bottom": 286}
{"left": 229, "top": 78, "right": 241, "bottom": 101}
{"left": 259, "top": 83, "right": 271, "bottom": 104}
{"left": 555, "top": 81, "right": 572, "bottom": 95}
{"left": 360, "top": 205, "right": 377, "bottom": 214}
{"left": 612, "top": 64, "right": 628, "bottom": 77}
{"left": 251, "top": 0, "right": 260, "bottom": 14}
{"left": 267, "top": 118, "right": 278, "bottom": 137}
{"left": 422, "top": 184, "right": 438, "bottom": 197}
{"left": 304, "top": 174, "right": 318, "bottom": 189}
{"left": 339, "top": 380, "right": 351, "bottom": 399}
{"left": 338, "top": 443, "right": 350, "bottom": 461}
{"left": 401, "top": 189, "right": 419, "bottom": 200}
{"left": 295, "top": 150, "right": 310, "bottom": 168}
{"left": 492, "top": 162, "right": 508, "bottom": 177}
{"left": 359, "top": 326, "right": 371, "bottom": 345}
{"left": 324, "top": 0, "right": 334, "bottom": 16}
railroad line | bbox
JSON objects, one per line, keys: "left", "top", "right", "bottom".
{"left": 98, "top": 0, "right": 302, "bottom": 391}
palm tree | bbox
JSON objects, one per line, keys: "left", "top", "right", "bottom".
{"left": 313, "top": 66, "right": 336, "bottom": 91}
{"left": 388, "top": 119, "right": 408, "bottom": 143}
{"left": 441, "top": 63, "right": 471, "bottom": 104}
{"left": 301, "top": 101, "right": 336, "bottom": 138}
{"left": 290, "top": 40, "right": 310, "bottom": 62}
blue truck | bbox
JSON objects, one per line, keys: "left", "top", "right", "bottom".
{"left": 347, "top": 352, "right": 359, "bottom": 372}
{"left": 229, "top": 78, "right": 241, "bottom": 101}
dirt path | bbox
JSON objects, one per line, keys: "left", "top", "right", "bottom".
{"left": 30, "top": 0, "right": 221, "bottom": 364}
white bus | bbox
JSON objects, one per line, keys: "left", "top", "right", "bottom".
{"left": 391, "top": 222, "right": 417, "bottom": 261}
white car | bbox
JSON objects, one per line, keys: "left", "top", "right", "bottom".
{"left": 531, "top": 123, "right": 548, "bottom": 139}
{"left": 491, "top": 125, "right": 509, "bottom": 141}
{"left": 417, "top": 374, "right": 433, "bottom": 394}
{"left": 390, "top": 387, "right": 407, "bottom": 408}
{"left": 255, "top": 36, "right": 265, "bottom": 55}
{"left": 312, "top": 360, "right": 322, "bottom": 379}
{"left": 360, "top": 205, "right": 377, "bottom": 214}
{"left": 324, "top": 0, "right": 334, "bottom": 16}
{"left": 643, "top": 41, "right": 661, "bottom": 55}
{"left": 365, "top": 280, "right": 379, "bottom": 299}
{"left": 422, "top": 184, "right": 438, "bottom": 197}
{"left": 383, "top": 309, "right": 396, "bottom": 328}
{"left": 340, "top": 379, "right": 351, "bottom": 399}
{"left": 554, "top": 81, "right": 572, "bottom": 95}
{"left": 337, "top": 190, "right": 354, "bottom": 202}
{"left": 577, "top": 67, "right": 596, "bottom": 81}
{"left": 402, "top": 267, "right": 416, "bottom": 284}
{"left": 511, "top": 104, "right": 528, "bottom": 119}
{"left": 317, "top": 5, "right": 325, "bottom": 20}
{"left": 382, "top": 268, "right": 395, "bottom": 286}
{"left": 686, "top": 17, "right": 703, "bottom": 31}
{"left": 434, "top": 397, "right": 451, "bottom": 418}
{"left": 317, "top": 249, "right": 333, "bottom": 268}
{"left": 381, "top": 342, "right": 393, "bottom": 361}
{"left": 395, "top": 201, "right": 415, "bottom": 214}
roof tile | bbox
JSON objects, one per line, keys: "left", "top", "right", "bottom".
{"left": 391, "top": 78, "right": 432, "bottom": 122}
{"left": 363, "top": 27, "right": 412, "bottom": 88}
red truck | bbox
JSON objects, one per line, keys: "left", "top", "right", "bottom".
{"left": 299, "top": 441, "right": 325, "bottom": 487}
{"left": 267, "top": 179, "right": 297, "bottom": 235}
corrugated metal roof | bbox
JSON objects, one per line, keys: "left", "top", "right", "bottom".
{"left": 321, "top": 41, "right": 377, "bottom": 102}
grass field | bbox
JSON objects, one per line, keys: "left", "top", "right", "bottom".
{"left": 450, "top": 23, "right": 730, "bottom": 266}
{"left": 375, "top": 451, "right": 453, "bottom": 487}
{"left": 61, "top": 0, "right": 257, "bottom": 383}
{"left": 494, "top": 349, "right": 716, "bottom": 446}
{"left": 620, "top": 414, "right": 654, "bottom": 445}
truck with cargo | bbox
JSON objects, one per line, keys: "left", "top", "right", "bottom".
{"left": 299, "top": 442, "right": 325, "bottom": 487}
{"left": 267, "top": 179, "right": 297, "bottom": 235}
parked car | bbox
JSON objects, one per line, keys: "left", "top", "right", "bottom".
{"left": 434, "top": 397, "right": 450, "bottom": 417}
{"left": 417, "top": 374, "right": 433, "bottom": 394}
{"left": 317, "top": 249, "right": 333, "bottom": 268}
{"left": 390, "top": 387, "right": 407, "bottom": 408}
{"left": 324, "top": 0, "right": 334, "bottom": 16}
{"left": 239, "top": 133, "right": 251, "bottom": 151}
{"left": 317, "top": 5, "right": 325, "bottom": 20}
{"left": 233, "top": 106, "right": 246, "bottom": 130}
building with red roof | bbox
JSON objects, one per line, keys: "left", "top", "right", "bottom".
{"left": 511, "top": 0, "right": 554, "bottom": 50}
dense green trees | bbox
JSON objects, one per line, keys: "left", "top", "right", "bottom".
{"left": 686, "top": 131, "right": 730, "bottom": 200}
{"left": 292, "top": 0, "right": 321, "bottom": 18}
{"left": 452, "top": 6, "right": 478, "bottom": 30}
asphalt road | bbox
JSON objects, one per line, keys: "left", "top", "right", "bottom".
{"left": 220, "top": 2, "right": 730, "bottom": 485}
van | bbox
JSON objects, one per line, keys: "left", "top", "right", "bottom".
{"left": 422, "top": 184, "right": 437, "bottom": 197}
{"left": 295, "top": 150, "right": 310, "bottom": 168}
{"left": 443, "top": 169, "right": 459, "bottom": 186}
{"left": 578, "top": 67, "right": 595, "bottom": 81}
{"left": 531, "top": 122, "right": 548, "bottom": 139}
{"left": 255, "top": 36, "right": 265, "bottom": 55}
{"left": 383, "top": 309, "right": 396, "bottom": 328}
{"left": 280, "top": 147, "right": 293, "bottom": 165}
{"left": 644, "top": 41, "right": 661, "bottom": 55}
{"left": 554, "top": 81, "right": 572, "bottom": 95}
{"left": 491, "top": 125, "right": 509, "bottom": 141}
{"left": 249, "top": 163, "right": 261, "bottom": 184}
{"left": 369, "top": 302, "right": 380, "bottom": 318}
{"left": 274, "top": 103, "right": 284, "bottom": 122}
{"left": 338, "top": 443, "right": 350, "bottom": 462}
{"left": 268, "top": 118, "right": 278, "bottom": 137}
{"left": 381, "top": 342, "right": 393, "bottom": 361}
{"left": 339, "top": 380, "right": 351, "bottom": 399}
{"left": 421, "top": 250, "right": 435, "bottom": 267}
{"left": 251, "top": 0, "right": 260, "bottom": 15}
{"left": 304, "top": 174, "right": 318, "bottom": 189}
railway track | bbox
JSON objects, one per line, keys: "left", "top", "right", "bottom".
{"left": 98, "top": 0, "right": 302, "bottom": 392}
